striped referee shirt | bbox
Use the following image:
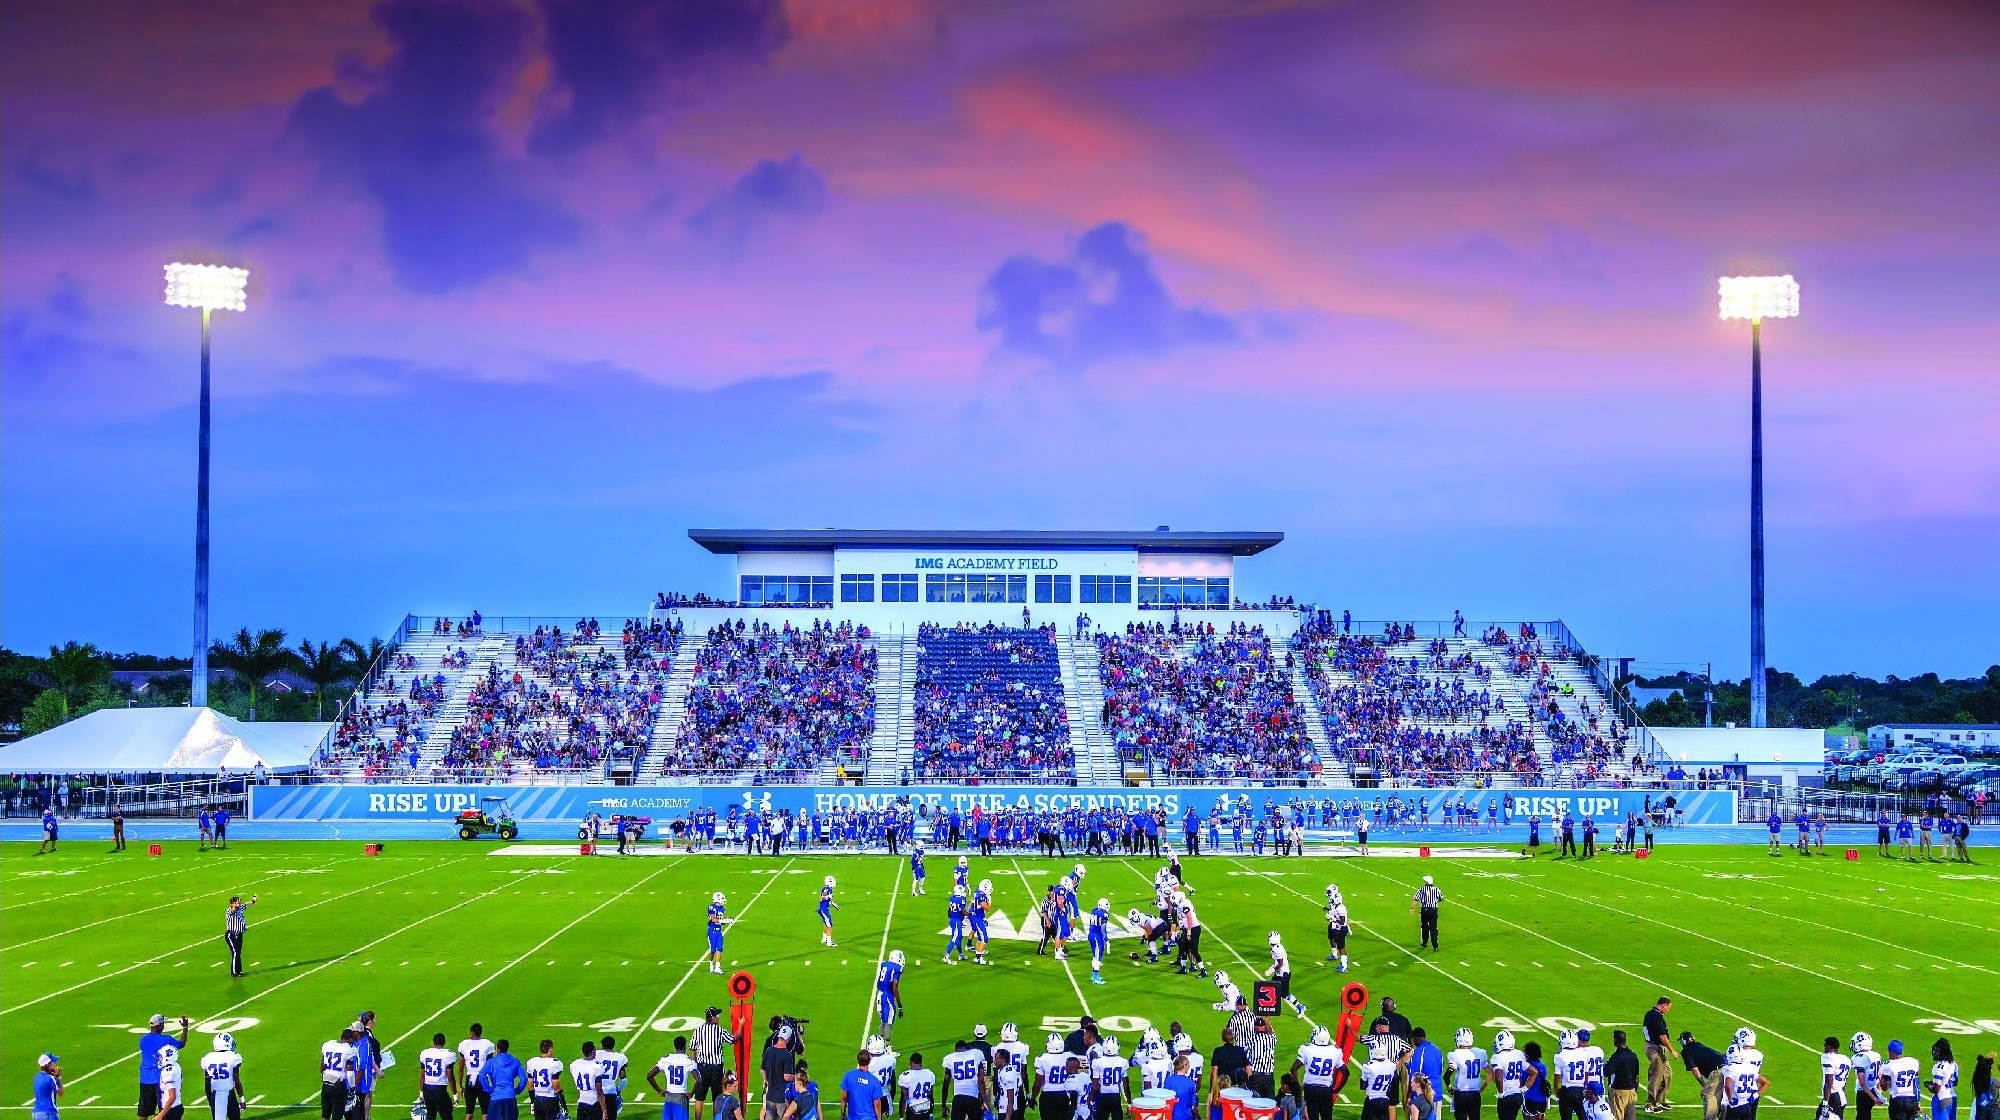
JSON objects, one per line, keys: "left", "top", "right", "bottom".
{"left": 692, "top": 1022, "right": 733, "bottom": 1065}
{"left": 1413, "top": 885, "right": 1443, "bottom": 911}
{"left": 226, "top": 901, "right": 253, "bottom": 933}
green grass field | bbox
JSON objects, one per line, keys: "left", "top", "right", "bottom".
{"left": 5, "top": 841, "right": 1995, "bottom": 1116}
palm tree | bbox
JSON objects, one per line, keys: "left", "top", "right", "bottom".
{"left": 40, "top": 642, "right": 110, "bottom": 710}
{"left": 211, "top": 628, "right": 293, "bottom": 721}
{"left": 296, "top": 639, "right": 355, "bottom": 720}
{"left": 339, "top": 637, "right": 388, "bottom": 692}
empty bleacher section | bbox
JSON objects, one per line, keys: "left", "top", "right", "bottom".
{"left": 1096, "top": 621, "right": 1321, "bottom": 782}
{"left": 663, "top": 619, "right": 877, "bottom": 783}
{"left": 911, "top": 623, "right": 1074, "bottom": 781}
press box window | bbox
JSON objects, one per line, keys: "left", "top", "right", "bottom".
{"left": 882, "top": 574, "right": 918, "bottom": 603}
{"left": 1079, "top": 575, "right": 1131, "bottom": 604}
{"left": 840, "top": 573, "right": 875, "bottom": 603}
{"left": 1035, "top": 574, "right": 1072, "bottom": 603}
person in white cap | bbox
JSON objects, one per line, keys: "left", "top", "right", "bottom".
{"left": 33, "top": 1054, "right": 63, "bottom": 1120}
{"left": 1411, "top": 876, "right": 1444, "bottom": 951}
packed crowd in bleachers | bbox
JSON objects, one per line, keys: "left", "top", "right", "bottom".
{"left": 1295, "top": 615, "right": 1543, "bottom": 783}
{"left": 668, "top": 619, "right": 877, "bottom": 779}
{"left": 437, "top": 618, "right": 680, "bottom": 775}
{"left": 912, "top": 623, "right": 1073, "bottom": 780}
{"left": 315, "top": 664, "right": 453, "bottom": 776}
{"left": 1481, "top": 624, "right": 1648, "bottom": 782}
{"left": 1096, "top": 620, "right": 1319, "bottom": 780}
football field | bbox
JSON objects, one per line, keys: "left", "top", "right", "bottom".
{"left": 5, "top": 840, "right": 1995, "bottom": 1116}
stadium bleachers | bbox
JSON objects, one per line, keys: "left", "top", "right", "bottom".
{"left": 911, "top": 623, "right": 1073, "bottom": 781}
{"left": 311, "top": 604, "right": 1658, "bottom": 787}
{"left": 1096, "top": 621, "right": 1322, "bottom": 782}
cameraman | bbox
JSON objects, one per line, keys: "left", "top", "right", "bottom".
{"left": 761, "top": 1024, "right": 799, "bottom": 1120}
{"left": 692, "top": 1010, "right": 735, "bottom": 1120}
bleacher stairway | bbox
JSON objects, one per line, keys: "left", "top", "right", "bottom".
{"left": 863, "top": 634, "right": 914, "bottom": 786}
{"left": 634, "top": 634, "right": 706, "bottom": 782}
{"left": 1055, "top": 634, "right": 1119, "bottom": 784}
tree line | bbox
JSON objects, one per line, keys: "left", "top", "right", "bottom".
{"left": 1629, "top": 664, "right": 2000, "bottom": 733}
{"left": 1, "top": 629, "right": 387, "bottom": 737}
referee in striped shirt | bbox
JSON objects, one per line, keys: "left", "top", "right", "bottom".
{"left": 223, "top": 895, "right": 256, "bottom": 977}
{"left": 691, "top": 1008, "right": 734, "bottom": 1120}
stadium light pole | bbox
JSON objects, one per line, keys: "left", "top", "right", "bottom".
{"left": 1718, "top": 275, "right": 1799, "bottom": 729}
{"left": 164, "top": 263, "right": 250, "bottom": 709}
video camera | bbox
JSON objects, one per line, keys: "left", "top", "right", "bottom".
{"left": 767, "top": 1014, "right": 810, "bottom": 1054}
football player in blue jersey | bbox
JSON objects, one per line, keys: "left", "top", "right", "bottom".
{"left": 954, "top": 856, "right": 971, "bottom": 892}
{"left": 944, "top": 886, "right": 969, "bottom": 965}
{"left": 706, "top": 892, "right": 729, "bottom": 975}
{"left": 969, "top": 879, "right": 993, "bottom": 966}
{"left": 911, "top": 845, "right": 928, "bottom": 896}
{"left": 877, "top": 949, "right": 905, "bottom": 1041}
{"left": 819, "top": 876, "right": 840, "bottom": 947}
{"left": 1087, "top": 898, "right": 1112, "bottom": 985}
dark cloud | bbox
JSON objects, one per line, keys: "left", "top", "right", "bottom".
{"left": 11, "top": 155, "right": 98, "bottom": 205}
{"left": 684, "top": 154, "right": 827, "bottom": 259}
{"left": 530, "top": 0, "right": 789, "bottom": 156}
{"left": 977, "top": 222, "right": 1241, "bottom": 373}
{"left": 289, "top": 0, "right": 577, "bottom": 292}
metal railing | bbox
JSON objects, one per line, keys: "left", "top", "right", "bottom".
{"left": 76, "top": 775, "right": 249, "bottom": 816}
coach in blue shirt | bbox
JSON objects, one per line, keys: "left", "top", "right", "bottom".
{"left": 1408, "top": 1029, "right": 1444, "bottom": 1120}
{"left": 478, "top": 1040, "right": 527, "bottom": 1120}
{"left": 137, "top": 1016, "right": 189, "bottom": 1117}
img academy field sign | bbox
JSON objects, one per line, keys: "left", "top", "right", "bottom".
{"left": 248, "top": 785, "right": 1738, "bottom": 824}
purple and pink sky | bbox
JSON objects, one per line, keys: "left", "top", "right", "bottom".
{"left": 4, "top": 0, "right": 1996, "bottom": 676}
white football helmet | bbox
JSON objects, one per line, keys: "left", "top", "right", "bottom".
{"left": 825, "top": 875, "right": 836, "bottom": 889}
{"left": 1073, "top": 864, "right": 1087, "bottom": 878}
{"left": 157, "top": 1044, "right": 179, "bottom": 1069}
{"left": 1173, "top": 1034, "right": 1194, "bottom": 1056}
{"left": 916, "top": 842, "right": 926, "bottom": 853}
{"left": 958, "top": 856, "right": 969, "bottom": 868}
{"left": 1213, "top": 969, "right": 1230, "bottom": 990}
{"left": 1098, "top": 897, "right": 1110, "bottom": 911}
{"left": 1734, "top": 1028, "right": 1756, "bottom": 1049}
{"left": 979, "top": 879, "right": 994, "bottom": 895}
{"left": 1494, "top": 1030, "right": 1516, "bottom": 1053}
{"left": 1100, "top": 1036, "right": 1119, "bottom": 1056}
{"left": 1325, "top": 883, "right": 1341, "bottom": 901}
{"left": 1143, "top": 1027, "right": 1163, "bottom": 1053}
{"left": 712, "top": 891, "right": 726, "bottom": 905}
{"left": 1311, "top": 1027, "right": 1333, "bottom": 1047}
{"left": 1048, "top": 1033, "right": 1065, "bottom": 1055}
{"left": 1268, "top": 931, "right": 1283, "bottom": 947}
{"left": 1001, "top": 1023, "right": 1019, "bottom": 1044}
{"left": 212, "top": 1033, "right": 234, "bottom": 1052}
{"left": 1725, "top": 1045, "right": 1743, "bottom": 1065}
{"left": 1455, "top": 1028, "right": 1475, "bottom": 1049}
{"left": 1127, "top": 908, "right": 1146, "bottom": 924}
{"left": 867, "top": 1035, "right": 887, "bottom": 1056}
{"left": 1851, "top": 1033, "right": 1873, "bottom": 1055}
{"left": 887, "top": 949, "right": 905, "bottom": 965}
{"left": 1559, "top": 1030, "right": 1581, "bottom": 1050}
{"left": 1367, "top": 1036, "right": 1394, "bottom": 1061}
{"left": 951, "top": 884, "right": 966, "bottom": 898}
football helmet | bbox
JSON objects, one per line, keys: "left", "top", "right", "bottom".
{"left": 1725, "top": 1045, "right": 1743, "bottom": 1066}
{"left": 157, "top": 1045, "right": 179, "bottom": 1069}
{"left": 1850, "top": 1033, "right": 1873, "bottom": 1055}
{"left": 1213, "top": 970, "right": 1230, "bottom": 990}
{"left": 1268, "top": 931, "right": 1283, "bottom": 947}
{"left": 824, "top": 875, "right": 836, "bottom": 889}
{"left": 1048, "top": 1034, "right": 1065, "bottom": 1056}
{"left": 887, "top": 949, "right": 905, "bottom": 965}
{"left": 1494, "top": 1030, "right": 1516, "bottom": 1053}
{"left": 712, "top": 891, "right": 726, "bottom": 905}
{"left": 1455, "top": 1028, "right": 1475, "bottom": 1049}
{"left": 1311, "top": 1027, "right": 1333, "bottom": 1047}
{"left": 1001, "top": 1023, "right": 1019, "bottom": 1044}
{"left": 867, "top": 1036, "right": 887, "bottom": 1057}
{"left": 958, "top": 856, "right": 969, "bottom": 867}
{"left": 1559, "top": 1030, "right": 1581, "bottom": 1051}
{"left": 1100, "top": 1036, "right": 1118, "bottom": 1056}
{"left": 1098, "top": 897, "right": 1110, "bottom": 911}
{"left": 1734, "top": 1028, "right": 1756, "bottom": 1049}
{"left": 212, "top": 1033, "right": 234, "bottom": 1052}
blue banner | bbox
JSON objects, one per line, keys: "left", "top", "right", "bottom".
{"left": 250, "top": 784, "right": 1736, "bottom": 825}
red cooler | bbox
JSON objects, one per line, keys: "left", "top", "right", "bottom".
{"left": 1133, "top": 1092, "right": 1176, "bottom": 1120}
{"left": 1242, "top": 1098, "right": 1279, "bottom": 1120}
{"left": 1220, "top": 1088, "right": 1254, "bottom": 1120}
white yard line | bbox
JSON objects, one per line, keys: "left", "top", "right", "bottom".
{"left": 1576, "top": 860, "right": 1998, "bottom": 978}
{"left": 1009, "top": 859, "right": 1092, "bottom": 1017}
{"left": 58, "top": 857, "right": 566, "bottom": 1088}
{"left": 857, "top": 857, "right": 906, "bottom": 1047}
{"left": 622, "top": 855, "right": 799, "bottom": 1067}
{"left": 382, "top": 858, "right": 686, "bottom": 1055}
{"left": 2, "top": 856, "right": 460, "bottom": 1016}
{"left": 1333, "top": 858, "right": 1816, "bottom": 1055}
{"left": 1680, "top": 860, "right": 1995, "bottom": 932}
{"left": 1, "top": 861, "right": 208, "bottom": 909}
{"left": 9, "top": 858, "right": 363, "bottom": 949}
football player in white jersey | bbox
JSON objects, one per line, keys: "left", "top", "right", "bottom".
{"left": 525, "top": 1041, "right": 565, "bottom": 1120}
{"left": 1033, "top": 1037, "right": 1081, "bottom": 1120}
{"left": 1361, "top": 1037, "right": 1402, "bottom": 1120}
{"left": 943, "top": 1039, "right": 987, "bottom": 1120}
{"left": 323, "top": 1029, "right": 360, "bottom": 1120}
{"left": 1126, "top": 909, "right": 1169, "bottom": 964}
{"left": 1580, "top": 1088, "right": 1615, "bottom": 1120}
{"left": 594, "top": 1036, "right": 629, "bottom": 1120}
{"left": 1820, "top": 1037, "right": 1855, "bottom": 1120}
{"left": 994, "top": 1025, "right": 1030, "bottom": 1078}
{"left": 1267, "top": 932, "right": 1308, "bottom": 1016}
{"left": 1447, "top": 1028, "right": 1488, "bottom": 1120}
{"left": 158, "top": 1045, "right": 186, "bottom": 1120}
{"left": 1211, "top": 969, "right": 1242, "bottom": 1013}
{"left": 1850, "top": 1034, "right": 1883, "bottom": 1120}
{"left": 1135, "top": 1031, "right": 1171, "bottom": 1092}
{"left": 1731, "top": 1031, "right": 1764, "bottom": 1080}
{"left": 1325, "top": 886, "right": 1352, "bottom": 972}
{"left": 645, "top": 1038, "right": 699, "bottom": 1120}
{"left": 1172, "top": 1035, "right": 1204, "bottom": 1089}
{"left": 1089, "top": 1037, "right": 1130, "bottom": 1120}
{"left": 897, "top": 1053, "right": 937, "bottom": 1120}
{"left": 458, "top": 1026, "right": 496, "bottom": 1120}
{"left": 1292, "top": 1026, "right": 1341, "bottom": 1120}
{"left": 993, "top": 1050, "right": 1026, "bottom": 1120}
{"left": 868, "top": 1037, "right": 899, "bottom": 1086}
{"left": 1927, "top": 1040, "right": 1958, "bottom": 1120}
{"left": 1724, "top": 1046, "right": 1768, "bottom": 1120}
{"left": 1490, "top": 1031, "right": 1529, "bottom": 1120}
{"left": 200, "top": 1034, "right": 245, "bottom": 1120}
{"left": 417, "top": 1033, "right": 459, "bottom": 1120}
{"left": 1555, "top": 1031, "right": 1593, "bottom": 1120}
{"left": 570, "top": 1042, "right": 604, "bottom": 1120}
{"left": 1877, "top": 1040, "right": 1922, "bottom": 1120}
{"left": 1173, "top": 893, "right": 1207, "bottom": 977}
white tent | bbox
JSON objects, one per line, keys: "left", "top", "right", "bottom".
{"left": 0, "top": 708, "right": 328, "bottom": 773}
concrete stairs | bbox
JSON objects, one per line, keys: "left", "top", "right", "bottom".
{"left": 864, "top": 635, "right": 913, "bottom": 786}
{"left": 1057, "top": 633, "right": 1119, "bottom": 784}
{"left": 635, "top": 634, "right": 707, "bottom": 782}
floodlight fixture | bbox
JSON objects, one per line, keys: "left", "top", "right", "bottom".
{"left": 164, "top": 261, "right": 250, "bottom": 708}
{"left": 164, "top": 262, "right": 250, "bottom": 312}
{"left": 1717, "top": 273, "right": 1800, "bottom": 729}
{"left": 1717, "top": 274, "right": 1799, "bottom": 322}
